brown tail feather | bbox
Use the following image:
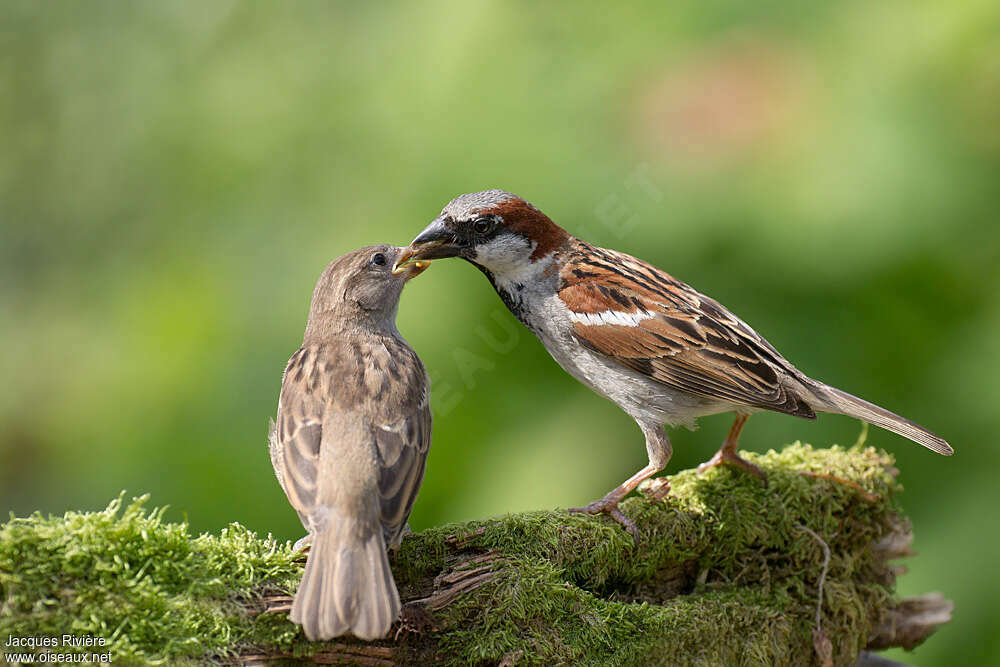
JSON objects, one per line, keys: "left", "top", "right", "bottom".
{"left": 290, "top": 515, "right": 400, "bottom": 641}
{"left": 817, "top": 385, "right": 952, "bottom": 456}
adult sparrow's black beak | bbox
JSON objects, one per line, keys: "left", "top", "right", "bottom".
{"left": 393, "top": 218, "right": 463, "bottom": 272}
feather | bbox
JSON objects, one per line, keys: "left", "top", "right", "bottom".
{"left": 559, "top": 243, "right": 816, "bottom": 419}
{"left": 290, "top": 513, "right": 400, "bottom": 641}
{"left": 818, "top": 385, "right": 953, "bottom": 455}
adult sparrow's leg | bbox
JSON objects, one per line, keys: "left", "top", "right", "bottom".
{"left": 569, "top": 423, "right": 672, "bottom": 544}
{"left": 697, "top": 414, "right": 767, "bottom": 484}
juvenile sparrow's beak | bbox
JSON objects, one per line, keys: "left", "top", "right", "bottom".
{"left": 391, "top": 257, "right": 431, "bottom": 280}
{"left": 395, "top": 218, "right": 463, "bottom": 271}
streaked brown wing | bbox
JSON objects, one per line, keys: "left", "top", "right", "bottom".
{"left": 559, "top": 246, "right": 815, "bottom": 419}
{"left": 275, "top": 406, "right": 324, "bottom": 514}
{"left": 273, "top": 346, "right": 330, "bottom": 524}
{"left": 373, "top": 386, "right": 432, "bottom": 547}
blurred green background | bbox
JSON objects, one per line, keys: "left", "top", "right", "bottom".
{"left": 2, "top": 1, "right": 998, "bottom": 663}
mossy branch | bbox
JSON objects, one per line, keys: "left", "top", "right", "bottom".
{"left": 0, "top": 444, "right": 951, "bottom": 666}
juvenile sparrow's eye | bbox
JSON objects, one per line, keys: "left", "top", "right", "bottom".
{"left": 372, "top": 253, "right": 387, "bottom": 266}
{"left": 473, "top": 217, "right": 493, "bottom": 234}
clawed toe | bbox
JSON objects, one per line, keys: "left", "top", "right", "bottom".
{"left": 696, "top": 455, "right": 722, "bottom": 476}
{"left": 607, "top": 507, "right": 639, "bottom": 544}
{"left": 292, "top": 533, "right": 313, "bottom": 554}
{"left": 639, "top": 477, "right": 671, "bottom": 501}
{"left": 569, "top": 499, "right": 639, "bottom": 545}
{"left": 568, "top": 501, "right": 605, "bottom": 515}
{"left": 745, "top": 463, "right": 768, "bottom": 486}
{"left": 568, "top": 460, "right": 666, "bottom": 547}
{"left": 698, "top": 451, "right": 768, "bottom": 486}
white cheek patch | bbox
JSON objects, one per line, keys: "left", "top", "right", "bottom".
{"left": 474, "top": 235, "right": 537, "bottom": 274}
{"left": 568, "top": 310, "right": 655, "bottom": 327}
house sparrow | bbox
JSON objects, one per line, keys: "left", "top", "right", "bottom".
{"left": 396, "top": 190, "right": 952, "bottom": 540}
{"left": 269, "top": 245, "right": 432, "bottom": 640}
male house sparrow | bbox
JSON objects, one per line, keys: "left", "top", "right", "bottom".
{"left": 397, "top": 190, "right": 952, "bottom": 539}
{"left": 269, "top": 245, "right": 432, "bottom": 640}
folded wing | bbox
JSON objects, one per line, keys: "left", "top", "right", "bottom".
{"left": 559, "top": 245, "right": 816, "bottom": 419}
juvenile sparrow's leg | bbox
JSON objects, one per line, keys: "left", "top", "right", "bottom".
{"left": 569, "top": 423, "right": 672, "bottom": 544}
{"left": 696, "top": 414, "right": 767, "bottom": 484}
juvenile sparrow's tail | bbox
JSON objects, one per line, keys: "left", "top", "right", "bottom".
{"left": 290, "top": 515, "right": 400, "bottom": 641}
{"left": 817, "top": 385, "right": 953, "bottom": 456}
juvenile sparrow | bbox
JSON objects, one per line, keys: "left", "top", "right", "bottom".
{"left": 269, "top": 245, "right": 432, "bottom": 640}
{"left": 397, "top": 190, "right": 952, "bottom": 539}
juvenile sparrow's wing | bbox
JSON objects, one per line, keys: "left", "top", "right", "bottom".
{"left": 559, "top": 244, "right": 816, "bottom": 419}
{"left": 369, "top": 341, "right": 432, "bottom": 548}
{"left": 273, "top": 351, "right": 325, "bottom": 522}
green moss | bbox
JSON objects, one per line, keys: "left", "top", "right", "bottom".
{"left": 0, "top": 494, "right": 303, "bottom": 665}
{"left": 393, "top": 443, "right": 901, "bottom": 665}
{"left": 1, "top": 443, "right": 913, "bottom": 665}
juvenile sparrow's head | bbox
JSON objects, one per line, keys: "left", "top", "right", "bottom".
{"left": 397, "top": 190, "right": 571, "bottom": 276}
{"left": 305, "top": 245, "right": 429, "bottom": 338}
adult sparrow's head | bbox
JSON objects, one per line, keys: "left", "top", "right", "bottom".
{"left": 395, "top": 189, "right": 571, "bottom": 276}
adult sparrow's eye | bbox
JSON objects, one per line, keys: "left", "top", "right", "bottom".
{"left": 473, "top": 217, "right": 493, "bottom": 234}
{"left": 372, "top": 253, "right": 387, "bottom": 266}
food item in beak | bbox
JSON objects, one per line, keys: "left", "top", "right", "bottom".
{"left": 393, "top": 258, "right": 431, "bottom": 276}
